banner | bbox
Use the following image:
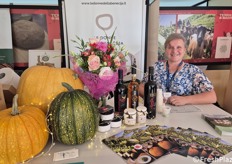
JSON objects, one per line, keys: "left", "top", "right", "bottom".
{"left": 159, "top": 8, "right": 232, "bottom": 64}
{"left": 0, "top": 8, "right": 13, "bottom": 67}
{"left": 62, "top": 0, "right": 146, "bottom": 79}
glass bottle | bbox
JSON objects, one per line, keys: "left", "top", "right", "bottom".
{"left": 128, "top": 59, "right": 139, "bottom": 109}
{"left": 114, "top": 69, "right": 128, "bottom": 116}
{"left": 144, "top": 66, "right": 157, "bottom": 119}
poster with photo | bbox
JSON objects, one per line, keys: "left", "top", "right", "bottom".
{"left": 0, "top": 8, "right": 14, "bottom": 68}
{"left": 10, "top": 8, "right": 61, "bottom": 68}
{"left": 159, "top": 8, "right": 232, "bottom": 64}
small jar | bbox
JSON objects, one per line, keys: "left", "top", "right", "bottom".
{"left": 124, "top": 108, "right": 136, "bottom": 125}
{"left": 136, "top": 106, "right": 147, "bottom": 124}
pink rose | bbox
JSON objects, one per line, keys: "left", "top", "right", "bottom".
{"left": 88, "top": 55, "right": 100, "bottom": 71}
{"left": 113, "top": 56, "right": 121, "bottom": 67}
{"left": 99, "top": 67, "right": 114, "bottom": 80}
{"left": 118, "top": 52, "right": 125, "bottom": 59}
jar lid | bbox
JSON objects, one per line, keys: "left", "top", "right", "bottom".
{"left": 137, "top": 106, "right": 147, "bottom": 112}
{"left": 126, "top": 108, "right": 136, "bottom": 115}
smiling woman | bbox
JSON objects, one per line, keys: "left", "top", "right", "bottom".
{"left": 139, "top": 33, "right": 217, "bottom": 106}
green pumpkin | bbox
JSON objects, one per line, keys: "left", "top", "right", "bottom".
{"left": 47, "top": 82, "right": 99, "bottom": 145}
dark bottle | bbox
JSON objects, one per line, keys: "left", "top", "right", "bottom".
{"left": 114, "top": 69, "right": 128, "bottom": 116}
{"left": 144, "top": 66, "right": 157, "bottom": 119}
{"left": 128, "top": 59, "right": 139, "bottom": 109}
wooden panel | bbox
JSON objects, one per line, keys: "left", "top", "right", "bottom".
{"left": 224, "top": 64, "right": 232, "bottom": 114}
{"left": 204, "top": 70, "right": 230, "bottom": 109}
{"left": 0, "top": 83, "right": 6, "bottom": 110}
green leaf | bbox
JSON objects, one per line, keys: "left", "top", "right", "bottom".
{"left": 110, "top": 27, "right": 117, "bottom": 44}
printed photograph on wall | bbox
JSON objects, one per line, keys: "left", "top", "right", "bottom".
{"left": 159, "top": 8, "right": 232, "bottom": 64}
{"left": 10, "top": 9, "right": 61, "bottom": 69}
{"left": 0, "top": 8, "right": 14, "bottom": 69}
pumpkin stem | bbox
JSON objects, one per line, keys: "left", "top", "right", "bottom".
{"left": 11, "top": 94, "right": 20, "bottom": 116}
{"left": 62, "top": 82, "right": 74, "bottom": 91}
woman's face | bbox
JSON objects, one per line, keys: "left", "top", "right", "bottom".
{"left": 165, "top": 39, "right": 186, "bottom": 63}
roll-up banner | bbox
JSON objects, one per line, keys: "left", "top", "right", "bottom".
{"left": 61, "top": 0, "right": 146, "bottom": 79}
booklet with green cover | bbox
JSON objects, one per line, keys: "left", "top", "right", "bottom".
{"left": 202, "top": 114, "right": 232, "bottom": 136}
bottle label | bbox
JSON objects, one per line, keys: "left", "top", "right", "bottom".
{"left": 131, "top": 93, "right": 138, "bottom": 109}
{"left": 118, "top": 92, "right": 127, "bottom": 112}
{"left": 145, "top": 85, "right": 156, "bottom": 119}
{"left": 149, "top": 90, "right": 156, "bottom": 110}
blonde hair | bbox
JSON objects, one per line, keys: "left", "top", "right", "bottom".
{"left": 164, "top": 33, "right": 187, "bottom": 49}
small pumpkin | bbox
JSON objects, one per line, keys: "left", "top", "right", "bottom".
{"left": 0, "top": 94, "right": 49, "bottom": 164}
{"left": 17, "top": 66, "right": 84, "bottom": 114}
{"left": 47, "top": 82, "right": 99, "bottom": 145}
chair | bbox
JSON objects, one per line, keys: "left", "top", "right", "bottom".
{"left": 204, "top": 69, "right": 230, "bottom": 109}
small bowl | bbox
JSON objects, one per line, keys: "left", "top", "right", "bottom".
{"left": 98, "top": 121, "right": 111, "bottom": 132}
{"left": 110, "top": 117, "right": 122, "bottom": 128}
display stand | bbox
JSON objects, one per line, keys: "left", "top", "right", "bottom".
{"left": 2, "top": 84, "right": 16, "bottom": 108}
{"left": 0, "top": 83, "right": 6, "bottom": 110}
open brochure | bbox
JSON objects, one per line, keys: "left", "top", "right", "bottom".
{"left": 102, "top": 125, "right": 232, "bottom": 164}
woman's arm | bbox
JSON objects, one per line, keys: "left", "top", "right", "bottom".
{"left": 168, "top": 89, "right": 217, "bottom": 106}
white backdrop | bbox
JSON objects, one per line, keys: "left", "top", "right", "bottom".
{"left": 62, "top": 0, "right": 146, "bottom": 79}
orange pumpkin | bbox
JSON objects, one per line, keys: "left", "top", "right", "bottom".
{"left": 0, "top": 95, "right": 49, "bottom": 164}
{"left": 17, "top": 66, "right": 84, "bottom": 113}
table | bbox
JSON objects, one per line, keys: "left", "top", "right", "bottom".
{"left": 28, "top": 104, "right": 232, "bottom": 164}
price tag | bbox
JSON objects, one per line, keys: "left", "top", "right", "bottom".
{"left": 53, "top": 148, "right": 79, "bottom": 161}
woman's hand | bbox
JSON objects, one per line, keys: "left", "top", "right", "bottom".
{"left": 168, "top": 90, "right": 217, "bottom": 106}
{"left": 168, "top": 95, "right": 187, "bottom": 106}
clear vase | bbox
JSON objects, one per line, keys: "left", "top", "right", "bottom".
{"left": 98, "top": 95, "right": 107, "bottom": 108}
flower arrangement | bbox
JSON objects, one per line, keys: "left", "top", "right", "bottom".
{"left": 70, "top": 30, "right": 128, "bottom": 100}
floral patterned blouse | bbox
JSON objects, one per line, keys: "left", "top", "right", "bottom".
{"left": 143, "top": 61, "right": 214, "bottom": 96}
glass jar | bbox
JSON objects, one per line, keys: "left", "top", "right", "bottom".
{"left": 124, "top": 108, "right": 136, "bottom": 125}
{"left": 137, "top": 106, "right": 147, "bottom": 124}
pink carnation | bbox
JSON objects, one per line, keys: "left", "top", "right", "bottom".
{"left": 96, "top": 41, "right": 108, "bottom": 52}
{"left": 88, "top": 55, "right": 100, "bottom": 71}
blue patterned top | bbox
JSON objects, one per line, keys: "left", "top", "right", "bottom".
{"left": 144, "top": 62, "right": 214, "bottom": 96}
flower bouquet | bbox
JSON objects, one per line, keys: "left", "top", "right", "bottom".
{"left": 70, "top": 30, "right": 128, "bottom": 101}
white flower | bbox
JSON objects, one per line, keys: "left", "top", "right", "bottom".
{"left": 99, "top": 67, "right": 114, "bottom": 80}
{"left": 89, "top": 38, "right": 100, "bottom": 44}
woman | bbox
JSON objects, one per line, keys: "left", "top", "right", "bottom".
{"left": 139, "top": 33, "right": 217, "bottom": 106}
